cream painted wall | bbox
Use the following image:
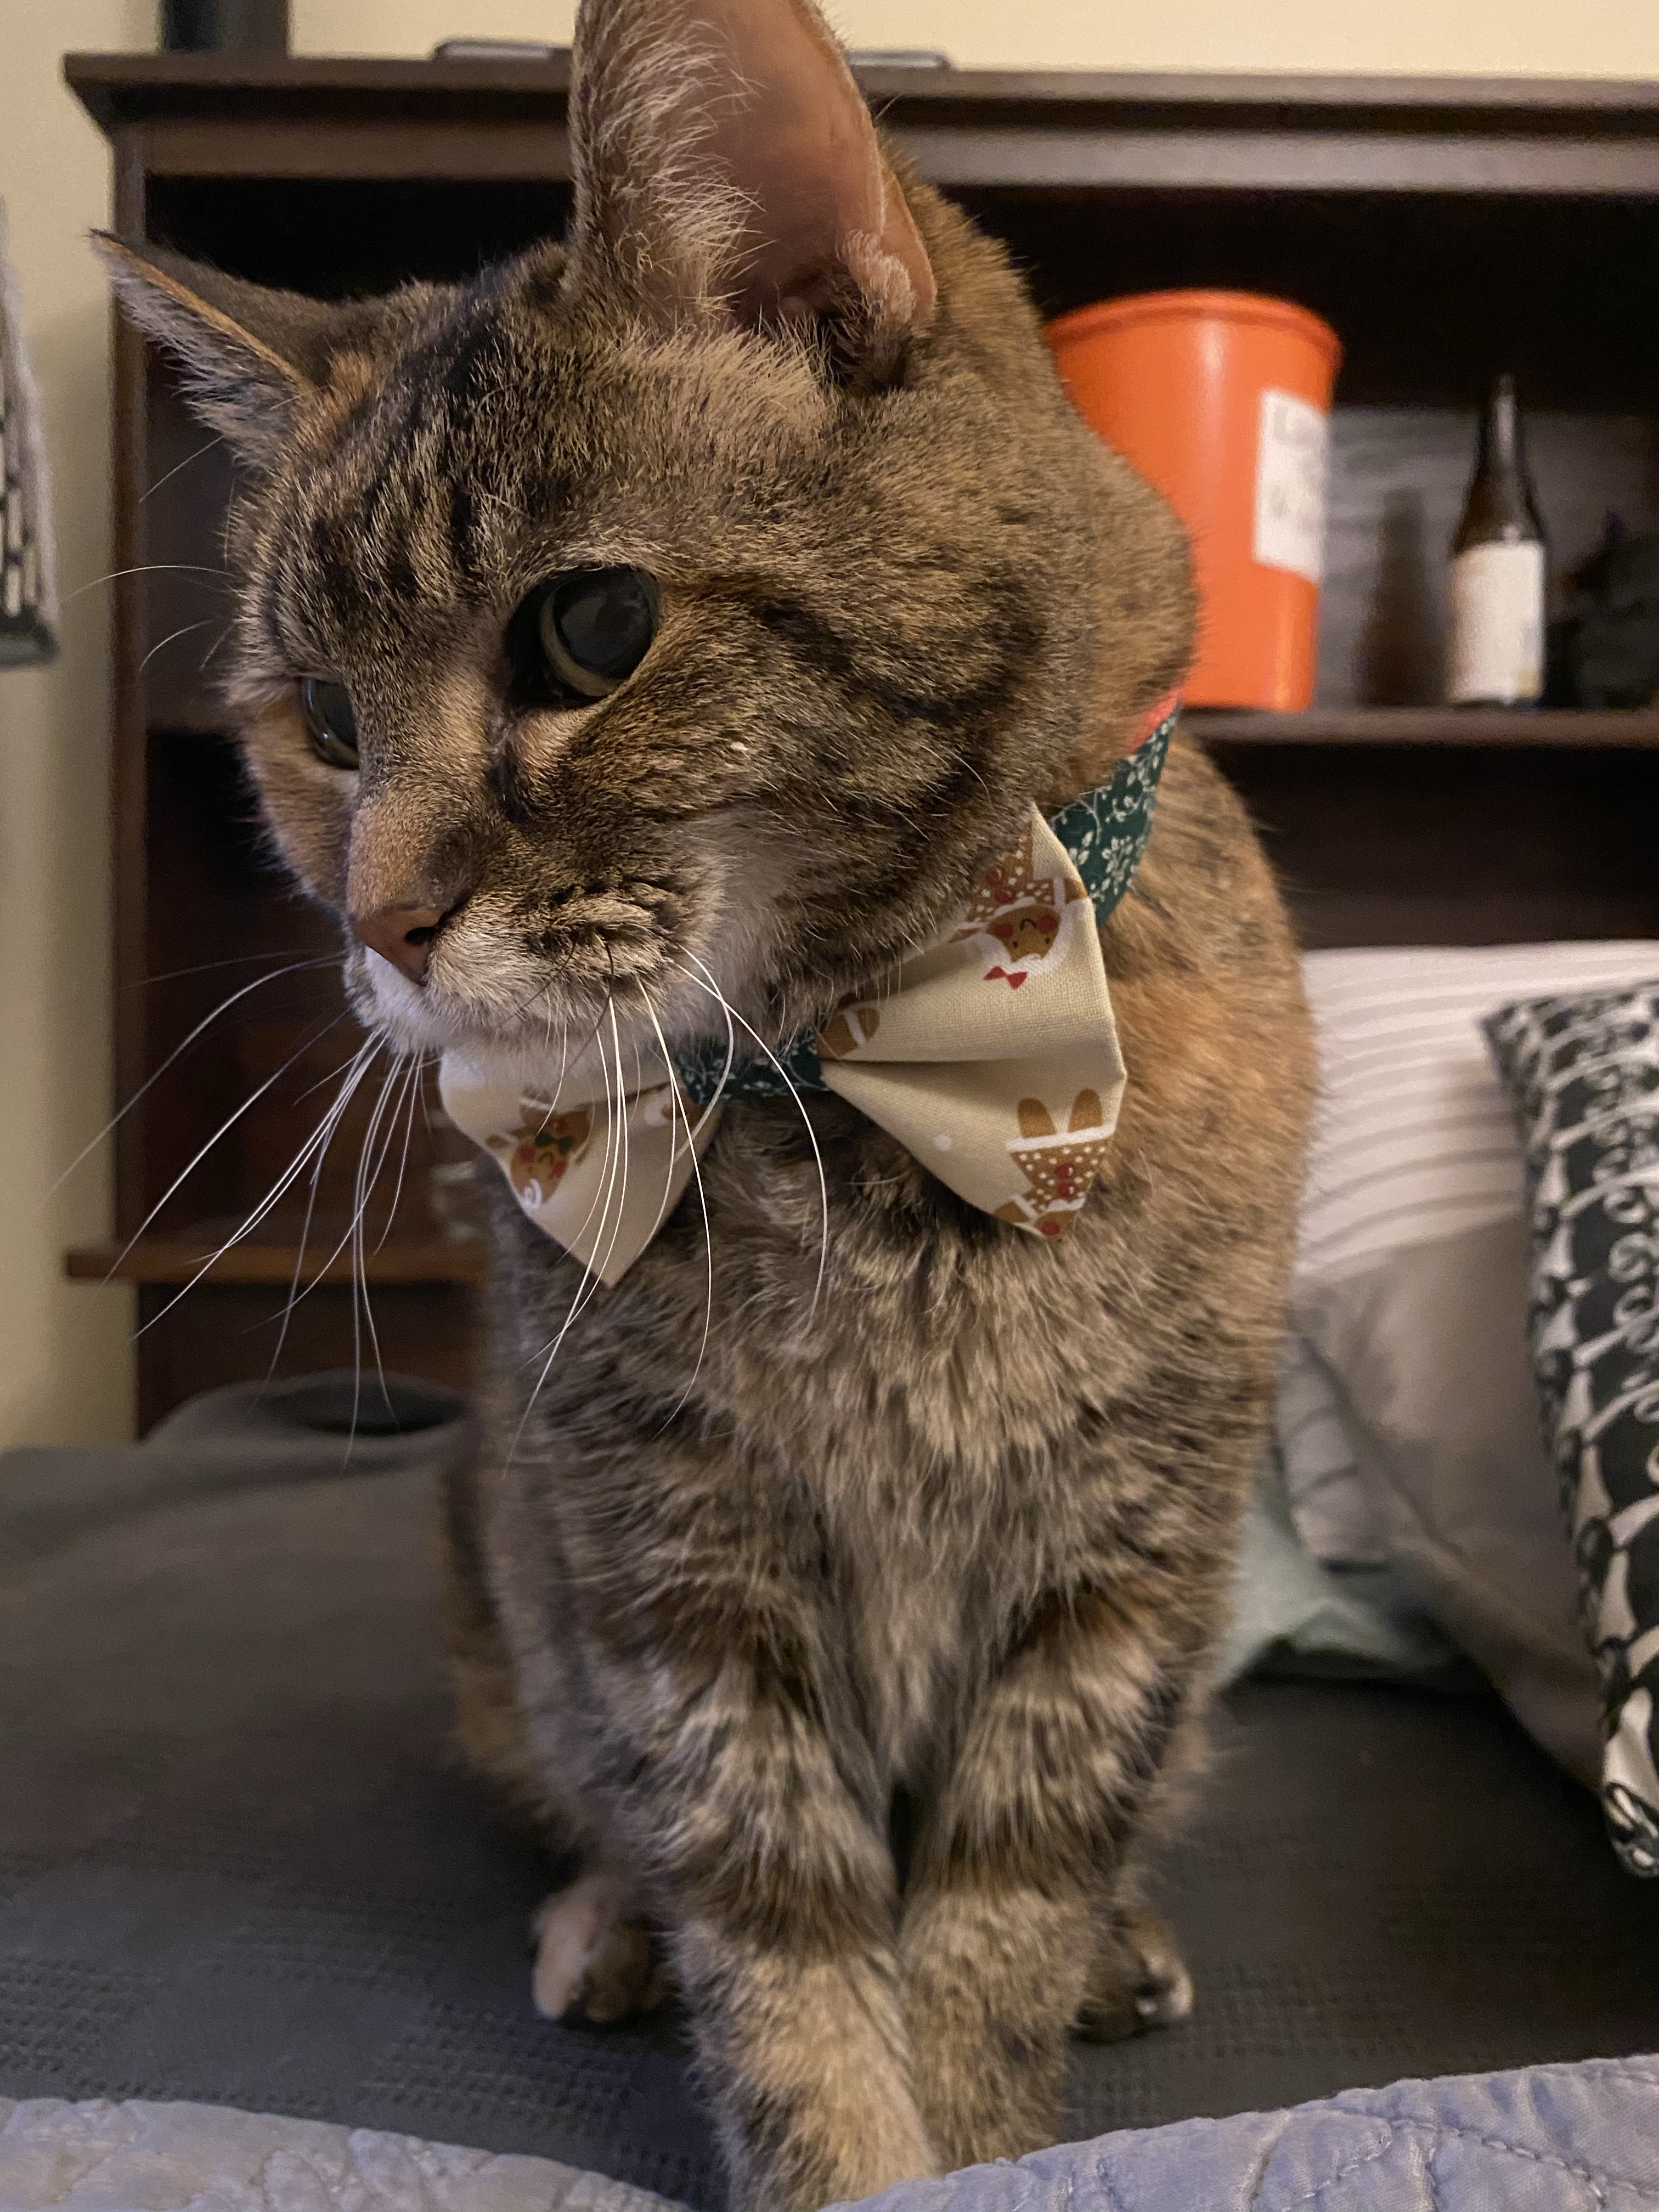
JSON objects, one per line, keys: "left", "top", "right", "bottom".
{"left": 0, "top": 0, "right": 148, "bottom": 1447}
{"left": 295, "top": 0, "right": 1659, "bottom": 78}
{"left": 1, "top": 0, "right": 1657, "bottom": 1446}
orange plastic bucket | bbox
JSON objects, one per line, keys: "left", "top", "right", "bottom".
{"left": 1047, "top": 291, "right": 1342, "bottom": 709}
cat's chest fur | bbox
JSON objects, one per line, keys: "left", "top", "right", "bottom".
{"left": 819, "top": 1471, "right": 977, "bottom": 1787}
{"left": 491, "top": 1096, "right": 1108, "bottom": 1798}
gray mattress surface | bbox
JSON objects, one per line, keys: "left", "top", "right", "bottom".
{"left": 5, "top": 1383, "right": 1659, "bottom": 2209}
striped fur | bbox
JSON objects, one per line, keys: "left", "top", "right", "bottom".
{"left": 101, "top": 2, "right": 1313, "bottom": 2203}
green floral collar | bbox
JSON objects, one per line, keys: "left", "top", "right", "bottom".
{"left": 673, "top": 699, "right": 1178, "bottom": 1107}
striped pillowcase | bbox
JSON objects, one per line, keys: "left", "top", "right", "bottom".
{"left": 1282, "top": 941, "right": 1659, "bottom": 1565}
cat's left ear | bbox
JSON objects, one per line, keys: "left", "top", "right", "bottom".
{"left": 93, "top": 234, "right": 354, "bottom": 467}
{"left": 565, "top": 0, "right": 937, "bottom": 376}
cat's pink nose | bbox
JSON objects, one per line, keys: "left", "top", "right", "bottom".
{"left": 351, "top": 903, "right": 447, "bottom": 984}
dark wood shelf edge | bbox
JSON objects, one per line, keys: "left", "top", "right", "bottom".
{"left": 66, "top": 1237, "right": 488, "bottom": 1286}
{"left": 64, "top": 51, "right": 1659, "bottom": 129}
{"left": 1188, "top": 708, "right": 1659, "bottom": 747}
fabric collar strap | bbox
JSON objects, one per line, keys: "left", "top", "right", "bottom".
{"left": 670, "top": 697, "right": 1178, "bottom": 1103}
{"left": 438, "top": 696, "right": 1178, "bottom": 1284}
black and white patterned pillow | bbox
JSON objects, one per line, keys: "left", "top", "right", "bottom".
{"left": 1485, "top": 983, "right": 1659, "bottom": 1877}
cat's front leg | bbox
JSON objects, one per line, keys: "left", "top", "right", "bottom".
{"left": 899, "top": 1588, "right": 1197, "bottom": 2169}
{"left": 599, "top": 1629, "right": 939, "bottom": 2212}
{"left": 674, "top": 1915, "right": 936, "bottom": 2212}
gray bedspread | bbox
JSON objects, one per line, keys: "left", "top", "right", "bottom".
{"left": 8, "top": 1379, "right": 1659, "bottom": 2208}
{"left": 849, "top": 2056, "right": 1659, "bottom": 2212}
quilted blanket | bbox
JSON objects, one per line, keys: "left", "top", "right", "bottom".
{"left": 0, "top": 2099, "right": 678, "bottom": 2212}
{"left": 6, "top": 2060, "right": 1656, "bottom": 2212}
{"left": 845, "top": 2056, "right": 1659, "bottom": 2212}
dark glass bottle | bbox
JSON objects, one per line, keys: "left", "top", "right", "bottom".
{"left": 1446, "top": 375, "right": 1547, "bottom": 706}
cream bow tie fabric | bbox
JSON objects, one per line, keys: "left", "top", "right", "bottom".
{"left": 439, "top": 703, "right": 1177, "bottom": 1285}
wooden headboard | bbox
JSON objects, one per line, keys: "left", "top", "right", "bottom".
{"left": 65, "top": 53, "right": 1659, "bottom": 1420}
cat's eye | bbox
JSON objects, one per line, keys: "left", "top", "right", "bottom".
{"left": 300, "top": 676, "right": 359, "bottom": 769}
{"left": 532, "top": 568, "right": 661, "bottom": 701}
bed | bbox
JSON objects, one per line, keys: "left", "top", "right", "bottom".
{"left": 4, "top": 1336, "right": 1659, "bottom": 2209}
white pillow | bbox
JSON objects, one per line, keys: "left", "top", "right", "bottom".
{"left": 1277, "top": 1330, "right": 1390, "bottom": 1567}
{"left": 1282, "top": 941, "right": 1659, "bottom": 1565}
{"left": 1299, "top": 1214, "right": 1601, "bottom": 1784}
{"left": 1276, "top": 941, "right": 1659, "bottom": 1781}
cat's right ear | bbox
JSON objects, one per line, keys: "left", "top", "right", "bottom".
{"left": 565, "top": 0, "right": 936, "bottom": 380}
{"left": 93, "top": 235, "right": 345, "bottom": 469}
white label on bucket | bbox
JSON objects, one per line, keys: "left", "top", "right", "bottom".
{"left": 1254, "top": 388, "right": 1329, "bottom": 585}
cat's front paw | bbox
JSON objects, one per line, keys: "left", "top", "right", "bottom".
{"left": 532, "top": 1871, "right": 665, "bottom": 2024}
{"left": 1074, "top": 1910, "right": 1194, "bottom": 2042}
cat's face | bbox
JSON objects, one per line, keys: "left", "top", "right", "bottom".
{"left": 102, "top": 0, "right": 1189, "bottom": 1081}
{"left": 212, "top": 249, "right": 1059, "bottom": 1077}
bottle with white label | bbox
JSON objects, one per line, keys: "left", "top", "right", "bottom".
{"left": 1446, "top": 375, "right": 1547, "bottom": 707}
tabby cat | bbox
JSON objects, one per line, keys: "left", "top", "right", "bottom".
{"left": 100, "top": 2, "right": 1313, "bottom": 2204}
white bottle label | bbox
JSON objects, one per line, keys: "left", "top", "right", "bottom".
{"left": 1253, "top": 388, "right": 1329, "bottom": 585}
{"left": 1447, "top": 541, "right": 1545, "bottom": 703}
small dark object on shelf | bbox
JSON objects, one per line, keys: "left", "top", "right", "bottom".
{"left": 847, "top": 49, "right": 953, "bottom": 67}
{"left": 425, "top": 38, "right": 950, "bottom": 67}
{"left": 161, "top": 0, "right": 287, "bottom": 53}
{"left": 430, "top": 39, "right": 566, "bottom": 62}
{"left": 1548, "top": 516, "right": 1659, "bottom": 710}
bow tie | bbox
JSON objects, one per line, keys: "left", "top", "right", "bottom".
{"left": 439, "top": 698, "right": 1177, "bottom": 1284}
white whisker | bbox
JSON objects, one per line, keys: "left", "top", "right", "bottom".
{"left": 375, "top": 1054, "right": 428, "bottom": 1255}
{"left": 139, "top": 434, "right": 226, "bottom": 505}
{"left": 676, "top": 952, "right": 830, "bottom": 1319}
{"left": 640, "top": 979, "right": 715, "bottom": 1426}
{"left": 537, "top": 1001, "right": 623, "bottom": 1265}
{"left": 194, "top": 620, "right": 238, "bottom": 679}
{"left": 131, "top": 1023, "right": 366, "bottom": 1338}
{"left": 259, "top": 1036, "right": 417, "bottom": 1340}
{"left": 506, "top": 999, "right": 633, "bottom": 1463}
{"left": 49, "top": 955, "right": 337, "bottom": 1201}
{"left": 105, "top": 1010, "right": 356, "bottom": 1283}
{"left": 681, "top": 971, "right": 740, "bottom": 1133}
{"left": 61, "top": 561, "right": 229, "bottom": 607}
{"left": 136, "top": 617, "right": 214, "bottom": 677}
{"left": 140, "top": 948, "right": 327, "bottom": 989}
{"left": 346, "top": 1050, "right": 414, "bottom": 1451}
{"left": 592, "top": 1006, "right": 635, "bottom": 1286}
{"left": 548, "top": 1011, "right": 631, "bottom": 1329}
{"left": 264, "top": 1040, "right": 383, "bottom": 1381}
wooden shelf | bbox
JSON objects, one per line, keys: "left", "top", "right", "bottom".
{"left": 67, "top": 1215, "right": 487, "bottom": 1288}
{"left": 64, "top": 53, "right": 1659, "bottom": 199}
{"left": 1188, "top": 708, "right": 1659, "bottom": 747}
{"left": 69, "top": 50, "right": 1659, "bottom": 1425}
{"left": 66, "top": 52, "right": 1659, "bottom": 127}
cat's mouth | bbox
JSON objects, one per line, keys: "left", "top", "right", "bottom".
{"left": 345, "top": 896, "right": 774, "bottom": 1084}
{"left": 349, "top": 942, "right": 697, "bottom": 1071}
{"left": 345, "top": 867, "right": 667, "bottom": 1043}
{"left": 341, "top": 813, "right": 814, "bottom": 1087}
